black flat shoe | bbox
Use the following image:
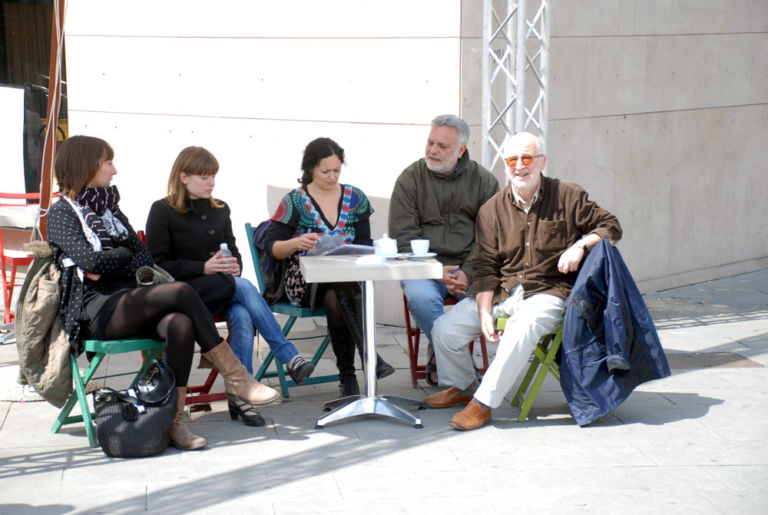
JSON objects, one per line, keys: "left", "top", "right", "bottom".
{"left": 227, "top": 394, "right": 266, "bottom": 427}
{"left": 338, "top": 378, "right": 360, "bottom": 397}
{"left": 287, "top": 356, "right": 315, "bottom": 385}
{"left": 376, "top": 356, "right": 395, "bottom": 380}
{"left": 425, "top": 343, "right": 438, "bottom": 386}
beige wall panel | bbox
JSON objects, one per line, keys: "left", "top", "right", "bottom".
{"left": 67, "top": 0, "right": 461, "bottom": 38}
{"left": 551, "top": 0, "right": 768, "bottom": 36}
{"left": 65, "top": 36, "right": 460, "bottom": 125}
{"left": 67, "top": 112, "right": 431, "bottom": 226}
{"left": 460, "top": 0, "right": 483, "bottom": 38}
{"left": 550, "top": 33, "right": 768, "bottom": 120}
{"left": 460, "top": 37, "right": 483, "bottom": 127}
{"left": 549, "top": 104, "right": 768, "bottom": 291}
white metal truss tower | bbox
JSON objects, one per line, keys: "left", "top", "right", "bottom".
{"left": 481, "top": 0, "right": 550, "bottom": 176}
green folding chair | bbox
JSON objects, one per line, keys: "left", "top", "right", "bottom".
{"left": 245, "top": 222, "right": 337, "bottom": 398}
{"left": 504, "top": 319, "right": 564, "bottom": 422}
{"left": 51, "top": 338, "right": 165, "bottom": 447}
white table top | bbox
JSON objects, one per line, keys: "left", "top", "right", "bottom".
{"left": 0, "top": 204, "right": 39, "bottom": 229}
{"left": 300, "top": 254, "right": 442, "bottom": 283}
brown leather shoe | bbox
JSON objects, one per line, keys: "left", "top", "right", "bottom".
{"left": 449, "top": 401, "right": 491, "bottom": 431}
{"left": 424, "top": 386, "right": 474, "bottom": 408}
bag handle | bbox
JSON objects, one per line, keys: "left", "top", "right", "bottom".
{"left": 96, "top": 387, "right": 171, "bottom": 408}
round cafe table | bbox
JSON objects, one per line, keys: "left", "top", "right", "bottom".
{"left": 299, "top": 253, "right": 441, "bottom": 428}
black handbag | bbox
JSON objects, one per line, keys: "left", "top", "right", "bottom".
{"left": 92, "top": 359, "right": 177, "bottom": 458}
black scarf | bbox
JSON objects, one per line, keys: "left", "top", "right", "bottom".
{"left": 77, "top": 186, "right": 122, "bottom": 251}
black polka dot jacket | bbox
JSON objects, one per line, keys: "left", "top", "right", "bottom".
{"left": 46, "top": 198, "right": 153, "bottom": 353}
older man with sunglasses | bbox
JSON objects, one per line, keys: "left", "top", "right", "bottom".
{"left": 424, "top": 131, "right": 622, "bottom": 430}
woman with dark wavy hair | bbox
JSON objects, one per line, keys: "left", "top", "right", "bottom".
{"left": 47, "top": 136, "right": 278, "bottom": 450}
{"left": 265, "top": 137, "right": 394, "bottom": 397}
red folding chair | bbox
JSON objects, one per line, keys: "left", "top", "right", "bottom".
{"left": 1, "top": 192, "right": 41, "bottom": 323}
{"left": 402, "top": 295, "right": 490, "bottom": 388}
{"left": 184, "top": 317, "right": 229, "bottom": 407}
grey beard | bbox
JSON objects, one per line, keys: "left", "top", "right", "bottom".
{"left": 425, "top": 161, "right": 454, "bottom": 175}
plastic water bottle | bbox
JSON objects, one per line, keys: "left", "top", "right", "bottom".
{"left": 219, "top": 243, "right": 232, "bottom": 258}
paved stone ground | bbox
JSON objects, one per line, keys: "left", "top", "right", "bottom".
{"left": 0, "top": 270, "right": 766, "bottom": 514}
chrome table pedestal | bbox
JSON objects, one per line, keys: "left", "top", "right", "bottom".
{"left": 299, "top": 255, "right": 439, "bottom": 429}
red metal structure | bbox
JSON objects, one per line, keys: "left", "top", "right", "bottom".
{"left": 38, "top": 0, "right": 67, "bottom": 239}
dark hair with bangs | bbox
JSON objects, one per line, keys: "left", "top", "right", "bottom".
{"left": 54, "top": 135, "right": 114, "bottom": 199}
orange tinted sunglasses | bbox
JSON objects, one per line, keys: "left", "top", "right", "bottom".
{"left": 505, "top": 154, "right": 543, "bottom": 167}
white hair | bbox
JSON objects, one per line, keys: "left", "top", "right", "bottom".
{"left": 502, "top": 132, "right": 543, "bottom": 155}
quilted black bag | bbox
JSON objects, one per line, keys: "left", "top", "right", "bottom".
{"left": 92, "top": 359, "right": 177, "bottom": 458}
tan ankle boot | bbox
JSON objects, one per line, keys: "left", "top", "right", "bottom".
{"left": 169, "top": 387, "right": 207, "bottom": 450}
{"left": 203, "top": 340, "right": 279, "bottom": 406}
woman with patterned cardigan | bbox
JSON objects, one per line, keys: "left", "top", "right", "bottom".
{"left": 265, "top": 137, "right": 394, "bottom": 397}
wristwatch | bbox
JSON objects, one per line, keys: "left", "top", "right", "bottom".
{"left": 579, "top": 242, "right": 589, "bottom": 252}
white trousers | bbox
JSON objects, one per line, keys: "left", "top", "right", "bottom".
{"left": 431, "top": 287, "right": 565, "bottom": 408}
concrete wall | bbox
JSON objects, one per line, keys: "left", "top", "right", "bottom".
{"left": 457, "top": 0, "right": 768, "bottom": 293}
{"left": 63, "top": 0, "right": 768, "bottom": 326}
{"left": 544, "top": 1, "right": 768, "bottom": 292}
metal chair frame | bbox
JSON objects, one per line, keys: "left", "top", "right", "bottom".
{"left": 402, "top": 294, "right": 490, "bottom": 388}
{"left": 51, "top": 338, "right": 165, "bottom": 447}
{"left": 183, "top": 317, "right": 230, "bottom": 407}
{"left": 510, "top": 323, "right": 564, "bottom": 422}
{"left": 245, "top": 222, "right": 337, "bottom": 398}
{"left": 0, "top": 192, "right": 40, "bottom": 324}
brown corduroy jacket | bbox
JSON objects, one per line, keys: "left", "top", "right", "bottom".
{"left": 472, "top": 176, "right": 622, "bottom": 304}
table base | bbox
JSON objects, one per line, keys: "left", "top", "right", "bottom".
{"left": 316, "top": 394, "right": 425, "bottom": 429}
{"left": 297, "top": 259, "right": 441, "bottom": 429}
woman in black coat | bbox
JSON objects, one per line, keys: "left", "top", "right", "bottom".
{"left": 146, "top": 146, "right": 315, "bottom": 426}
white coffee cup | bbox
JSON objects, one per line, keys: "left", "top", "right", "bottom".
{"left": 410, "top": 239, "right": 430, "bottom": 255}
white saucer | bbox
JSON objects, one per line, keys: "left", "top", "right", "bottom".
{"left": 402, "top": 252, "right": 437, "bottom": 260}
{"left": 381, "top": 253, "right": 409, "bottom": 260}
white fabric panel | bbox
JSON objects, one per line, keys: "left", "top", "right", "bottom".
{"left": 0, "top": 86, "right": 26, "bottom": 192}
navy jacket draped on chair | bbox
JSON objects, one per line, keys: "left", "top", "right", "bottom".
{"left": 561, "top": 239, "right": 671, "bottom": 426}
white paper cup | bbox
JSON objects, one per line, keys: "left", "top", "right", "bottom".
{"left": 410, "top": 239, "right": 430, "bottom": 255}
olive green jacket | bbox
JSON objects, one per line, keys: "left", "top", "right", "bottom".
{"left": 388, "top": 152, "right": 499, "bottom": 277}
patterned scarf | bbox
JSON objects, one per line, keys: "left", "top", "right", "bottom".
{"left": 76, "top": 186, "right": 128, "bottom": 251}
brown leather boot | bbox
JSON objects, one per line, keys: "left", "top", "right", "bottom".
{"left": 424, "top": 386, "right": 474, "bottom": 408}
{"left": 203, "top": 340, "right": 279, "bottom": 406}
{"left": 169, "top": 387, "right": 207, "bottom": 450}
{"left": 449, "top": 400, "right": 491, "bottom": 431}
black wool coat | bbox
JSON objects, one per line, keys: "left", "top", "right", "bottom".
{"left": 145, "top": 198, "right": 239, "bottom": 317}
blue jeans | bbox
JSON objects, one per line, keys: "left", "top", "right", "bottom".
{"left": 225, "top": 276, "right": 298, "bottom": 374}
{"left": 401, "top": 279, "right": 466, "bottom": 344}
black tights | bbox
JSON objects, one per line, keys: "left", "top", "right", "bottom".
{"left": 104, "top": 282, "right": 222, "bottom": 387}
{"left": 320, "top": 283, "right": 359, "bottom": 330}
{"left": 322, "top": 286, "right": 345, "bottom": 329}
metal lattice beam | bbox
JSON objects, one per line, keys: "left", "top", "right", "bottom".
{"left": 481, "top": 0, "right": 550, "bottom": 177}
